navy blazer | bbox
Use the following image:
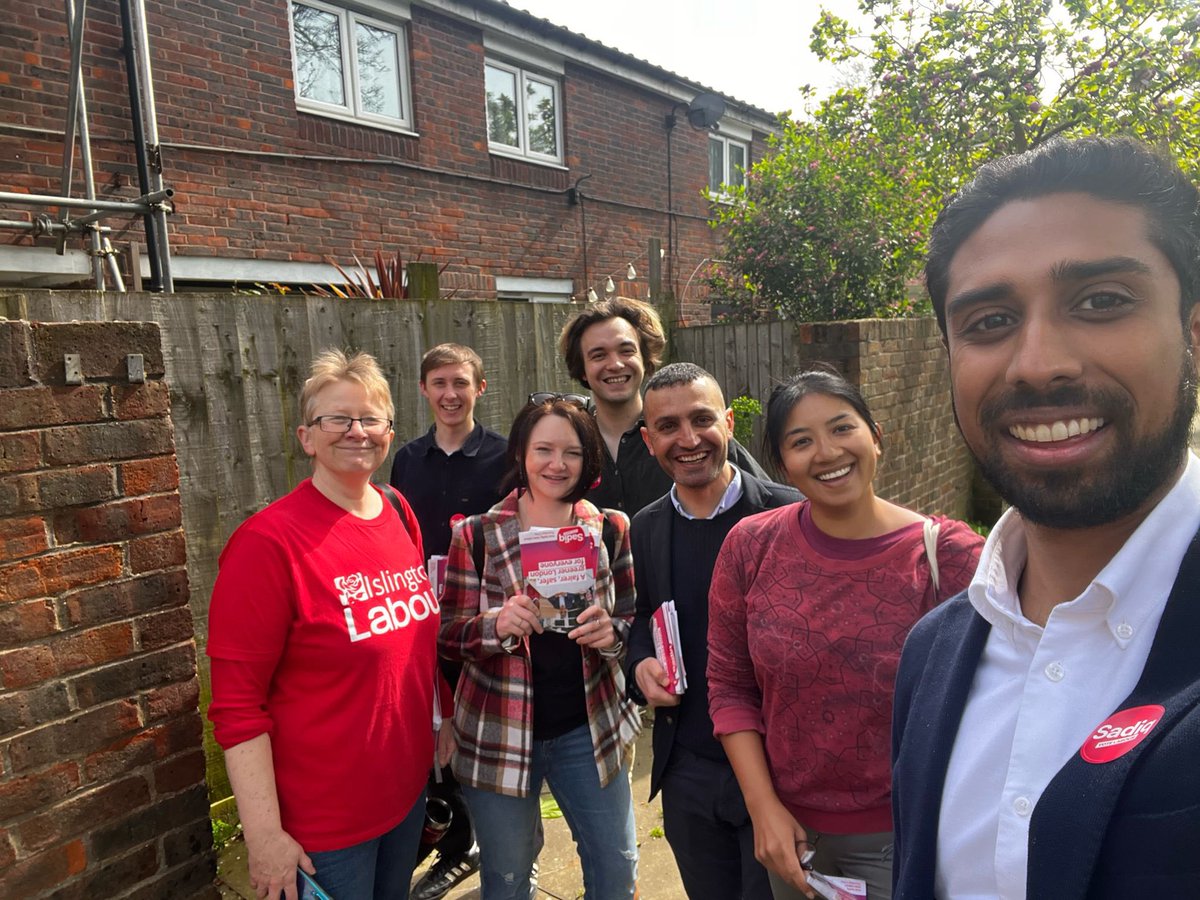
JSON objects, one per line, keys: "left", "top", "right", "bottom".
{"left": 892, "top": 527, "right": 1200, "bottom": 899}
{"left": 624, "top": 468, "right": 798, "bottom": 799}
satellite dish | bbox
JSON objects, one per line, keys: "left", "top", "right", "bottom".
{"left": 686, "top": 93, "right": 726, "bottom": 130}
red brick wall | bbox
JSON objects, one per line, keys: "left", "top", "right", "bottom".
{"left": 0, "top": 321, "right": 215, "bottom": 899}
{"left": 0, "top": 1, "right": 762, "bottom": 323}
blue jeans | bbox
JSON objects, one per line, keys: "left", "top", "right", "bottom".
{"left": 461, "top": 724, "right": 637, "bottom": 900}
{"left": 302, "top": 792, "right": 425, "bottom": 900}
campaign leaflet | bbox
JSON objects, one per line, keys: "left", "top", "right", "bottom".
{"left": 519, "top": 524, "right": 600, "bottom": 632}
{"left": 426, "top": 555, "right": 448, "bottom": 600}
{"left": 807, "top": 872, "right": 868, "bottom": 900}
{"left": 650, "top": 600, "right": 687, "bottom": 694}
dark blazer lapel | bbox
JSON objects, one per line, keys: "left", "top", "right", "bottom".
{"left": 1028, "top": 528, "right": 1200, "bottom": 899}
{"left": 649, "top": 498, "right": 674, "bottom": 605}
{"left": 894, "top": 600, "right": 991, "bottom": 896}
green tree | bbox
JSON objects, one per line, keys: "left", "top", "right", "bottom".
{"left": 712, "top": 0, "right": 1200, "bottom": 321}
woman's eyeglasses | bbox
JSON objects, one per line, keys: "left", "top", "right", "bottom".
{"left": 309, "top": 415, "right": 393, "bottom": 434}
{"left": 528, "top": 392, "right": 593, "bottom": 411}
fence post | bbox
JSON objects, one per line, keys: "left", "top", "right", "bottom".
{"left": 406, "top": 261, "right": 440, "bottom": 299}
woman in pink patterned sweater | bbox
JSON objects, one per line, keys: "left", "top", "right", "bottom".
{"left": 707, "top": 366, "right": 983, "bottom": 900}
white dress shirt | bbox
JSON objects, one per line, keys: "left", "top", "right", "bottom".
{"left": 668, "top": 464, "right": 743, "bottom": 520}
{"left": 934, "top": 452, "right": 1200, "bottom": 899}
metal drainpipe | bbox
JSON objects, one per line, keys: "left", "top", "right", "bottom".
{"left": 118, "top": 0, "right": 171, "bottom": 291}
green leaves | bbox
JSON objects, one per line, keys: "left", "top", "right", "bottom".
{"left": 710, "top": 0, "right": 1200, "bottom": 322}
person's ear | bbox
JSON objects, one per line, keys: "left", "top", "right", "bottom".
{"left": 418, "top": 380, "right": 430, "bottom": 400}
{"left": 640, "top": 425, "right": 655, "bottom": 456}
{"left": 723, "top": 407, "right": 735, "bottom": 436}
{"left": 873, "top": 423, "right": 884, "bottom": 455}
{"left": 476, "top": 378, "right": 487, "bottom": 397}
{"left": 297, "top": 423, "right": 316, "bottom": 457}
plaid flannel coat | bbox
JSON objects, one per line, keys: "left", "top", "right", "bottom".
{"left": 439, "top": 490, "right": 640, "bottom": 797}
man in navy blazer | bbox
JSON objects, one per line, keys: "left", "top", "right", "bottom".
{"left": 892, "top": 136, "right": 1200, "bottom": 899}
{"left": 624, "top": 363, "right": 798, "bottom": 899}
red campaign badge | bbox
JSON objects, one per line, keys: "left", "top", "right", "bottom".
{"left": 1080, "top": 704, "right": 1164, "bottom": 764}
{"left": 556, "top": 525, "right": 586, "bottom": 549}
{"left": 449, "top": 514, "right": 466, "bottom": 528}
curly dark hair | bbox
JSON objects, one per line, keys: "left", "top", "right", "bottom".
{"left": 558, "top": 296, "right": 667, "bottom": 387}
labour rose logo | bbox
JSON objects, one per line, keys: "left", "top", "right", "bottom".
{"left": 334, "top": 572, "right": 370, "bottom": 605}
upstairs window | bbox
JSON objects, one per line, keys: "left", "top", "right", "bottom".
{"left": 290, "top": 0, "right": 412, "bottom": 130}
{"left": 709, "top": 135, "right": 748, "bottom": 194}
{"left": 485, "top": 59, "right": 562, "bottom": 164}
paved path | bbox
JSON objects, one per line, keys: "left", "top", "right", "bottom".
{"left": 216, "top": 720, "right": 688, "bottom": 899}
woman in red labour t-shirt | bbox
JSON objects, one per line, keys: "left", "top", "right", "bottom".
{"left": 207, "top": 350, "right": 450, "bottom": 900}
{"left": 707, "top": 365, "right": 984, "bottom": 900}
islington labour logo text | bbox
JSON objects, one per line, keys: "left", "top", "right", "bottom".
{"left": 334, "top": 566, "right": 437, "bottom": 642}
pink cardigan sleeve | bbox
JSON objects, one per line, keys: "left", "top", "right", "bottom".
{"left": 706, "top": 520, "right": 767, "bottom": 736}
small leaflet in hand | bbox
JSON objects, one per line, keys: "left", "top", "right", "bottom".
{"left": 807, "top": 871, "right": 867, "bottom": 900}
{"left": 427, "top": 555, "right": 448, "bottom": 600}
{"left": 650, "top": 600, "right": 687, "bottom": 694}
{"left": 519, "top": 525, "right": 600, "bottom": 633}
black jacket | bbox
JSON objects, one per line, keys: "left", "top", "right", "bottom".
{"left": 892, "top": 527, "right": 1200, "bottom": 899}
{"left": 624, "top": 468, "right": 798, "bottom": 799}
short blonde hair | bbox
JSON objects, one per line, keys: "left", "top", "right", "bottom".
{"left": 300, "top": 349, "right": 394, "bottom": 424}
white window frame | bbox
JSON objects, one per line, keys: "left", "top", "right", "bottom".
{"left": 289, "top": 0, "right": 414, "bottom": 133}
{"left": 494, "top": 276, "right": 574, "bottom": 303}
{"left": 484, "top": 57, "right": 564, "bottom": 166}
{"left": 708, "top": 134, "right": 749, "bottom": 197}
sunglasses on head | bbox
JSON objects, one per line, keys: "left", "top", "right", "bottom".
{"left": 528, "top": 391, "right": 593, "bottom": 411}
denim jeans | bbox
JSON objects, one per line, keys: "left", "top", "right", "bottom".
{"left": 461, "top": 724, "right": 637, "bottom": 900}
{"left": 302, "top": 792, "right": 425, "bottom": 900}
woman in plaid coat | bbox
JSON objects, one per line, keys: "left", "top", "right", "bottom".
{"left": 440, "top": 396, "right": 641, "bottom": 899}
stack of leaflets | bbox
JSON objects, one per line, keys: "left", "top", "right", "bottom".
{"left": 807, "top": 872, "right": 868, "bottom": 900}
{"left": 427, "top": 555, "right": 448, "bottom": 599}
{"left": 518, "top": 525, "right": 600, "bottom": 632}
{"left": 650, "top": 601, "right": 687, "bottom": 694}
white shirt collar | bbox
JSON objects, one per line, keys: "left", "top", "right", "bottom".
{"left": 969, "top": 451, "right": 1200, "bottom": 646}
{"left": 669, "top": 465, "right": 744, "bottom": 520}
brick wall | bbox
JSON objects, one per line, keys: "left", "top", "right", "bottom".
{"left": 0, "top": 321, "right": 215, "bottom": 899}
{"left": 0, "top": 1, "right": 767, "bottom": 323}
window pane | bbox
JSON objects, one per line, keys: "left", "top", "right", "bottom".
{"left": 709, "top": 138, "right": 724, "bottom": 190}
{"left": 356, "top": 22, "right": 401, "bottom": 118}
{"left": 485, "top": 65, "right": 519, "bottom": 147}
{"left": 525, "top": 78, "right": 557, "bottom": 156}
{"left": 293, "top": 3, "right": 345, "bottom": 107}
{"left": 729, "top": 143, "right": 746, "bottom": 187}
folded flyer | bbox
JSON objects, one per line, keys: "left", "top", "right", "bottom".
{"left": 807, "top": 872, "right": 867, "bottom": 900}
{"left": 426, "top": 555, "right": 448, "bottom": 599}
{"left": 519, "top": 525, "right": 600, "bottom": 632}
{"left": 650, "top": 600, "right": 687, "bottom": 694}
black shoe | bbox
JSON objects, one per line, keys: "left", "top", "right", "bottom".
{"left": 411, "top": 844, "right": 480, "bottom": 900}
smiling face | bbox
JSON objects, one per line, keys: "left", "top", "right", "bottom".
{"left": 523, "top": 413, "right": 584, "bottom": 504}
{"left": 641, "top": 377, "right": 734, "bottom": 489}
{"left": 420, "top": 362, "right": 484, "bottom": 430}
{"left": 579, "top": 317, "right": 645, "bottom": 406}
{"left": 297, "top": 378, "right": 393, "bottom": 481}
{"left": 944, "top": 192, "right": 1200, "bottom": 529}
{"left": 778, "top": 391, "right": 881, "bottom": 510}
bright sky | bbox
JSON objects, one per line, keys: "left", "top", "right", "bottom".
{"left": 508, "top": 0, "right": 868, "bottom": 117}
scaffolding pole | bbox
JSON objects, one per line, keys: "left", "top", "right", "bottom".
{"left": 0, "top": 0, "right": 173, "bottom": 291}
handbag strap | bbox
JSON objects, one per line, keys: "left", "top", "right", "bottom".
{"left": 923, "top": 517, "right": 941, "bottom": 594}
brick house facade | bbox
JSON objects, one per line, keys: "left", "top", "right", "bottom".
{"left": 1, "top": 0, "right": 778, "bottom": 322}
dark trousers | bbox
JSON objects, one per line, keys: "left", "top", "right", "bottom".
{"left": 416, "top": 765, "right": 475, "bottom": 865}
{"left": 660, "top": 744, "right": 772, "bottom": 900}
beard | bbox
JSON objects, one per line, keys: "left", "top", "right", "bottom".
{"left": 965, "top": 352, "right": 1197, "bottom": 530}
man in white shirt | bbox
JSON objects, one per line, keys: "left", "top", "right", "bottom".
{"left": 891, "top": 136, "right": 1200, "bottom": 900}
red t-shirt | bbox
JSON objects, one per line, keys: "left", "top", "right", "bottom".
{"left": 207, "top": 479, "right": 438, "bottom": 852}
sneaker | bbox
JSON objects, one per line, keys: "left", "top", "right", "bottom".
{"left": 528, "top": 860, "right": 539, "bottom": 898}
{"left": 411, "top": 844, "right": 480, "bottom": 900}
